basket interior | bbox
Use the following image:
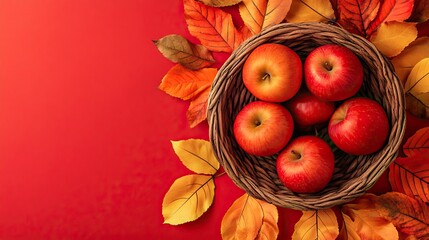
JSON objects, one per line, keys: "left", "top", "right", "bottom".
{"left": 207, "top": 22, "right": 405, "bottom": 210}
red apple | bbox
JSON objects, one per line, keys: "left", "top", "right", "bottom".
{"left": 233, "top": 101, "right": 294, "bottom": 156}
{"left": 328, "top": 97, "right": 389, "bottom": 155}
{"left": 286, "top": 89, "right": 336, "bottom": 132}
{"left": 276, "top": 136, "right": 335, "bottom": 193}
{"left": 242, "top": 43, "right": 302, "bottom": 102}
{"left": 304, "top": 44, "right": 363, "bottom": 101}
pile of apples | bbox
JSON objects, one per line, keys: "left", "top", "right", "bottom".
{"left": 233, "top": 43, "right": 390, "bottom": 194}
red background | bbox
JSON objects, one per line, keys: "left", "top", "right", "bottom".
{"left": 0, "top": 1, "right": 427, "bottom": 239}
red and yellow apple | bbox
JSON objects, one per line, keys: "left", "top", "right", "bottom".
{"left": 328, "top": 97, "right": 389, "bottom": 155}
{"left": 285, "top": 89, "right": 336, "bottom": 132}
{"left": 304, "top": 44, "right": 363, "bottom": 101}
{"left": 276, "top": 136, "right": 335, "bottom": 193}
{"left": 233, "top": 101, "right": 294, "bottom": 156}
{"left": 242, "top": 43, "right": 302, "bottom": 102}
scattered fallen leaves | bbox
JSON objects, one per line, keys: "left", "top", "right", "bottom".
{"left": 153, "top": 34, "right": 215, "bottom": 70}
{"left": 184, "top": 0, "right": 243, "bottom": 53}
{"left": 285, "top": 0, "right": 335, "bottom": 23}
{"left": 336, "top": 0, "right": 380, "bottom": 36}
{"left": 370, "top": 21, "right": 417, "bottom": 58}
{"left": 171, "top": 139, "right": 219, "bottom": 175}
{"left": 221, "top": 194, "right": 279, "bottom": 240}
{"left": 239, "top": 0, "right": 292, "bottom": 35}
{"left": 391, "top": 37, "right": 429, "bottom": 84}
{"left": 159, "top": 64, "right": 217, "bottom": 127}
{"left": 375, "top": 192, "right": 429, "bottom": 239}
{"left": 292, "top": 208, "right": 339, "bottom": 240}
{"left": 404, "top": 58, "right": 429, "bottom": 118}
{"left": 162, "top": 174, "right": 215, "bottom": 225}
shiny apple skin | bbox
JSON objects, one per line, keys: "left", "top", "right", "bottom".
{"left": 242, "top": 43, "right": 303, "bottom": 102}
{"left": 304, "top": 44, "right": 363, "bottom": 101}
{"left": 233, "top": 101, "right": 294, "bottom": 156}
{"left": 276, "top": 135, "right": 335, "bottom": 193}
{"left": 328, "top": 97, "right": 390, "bottom": 155}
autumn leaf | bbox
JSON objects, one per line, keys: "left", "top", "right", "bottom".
{"left": 409, "top": 0, "right": 429, "bottom": 22}
{"left": 171, "top": 139, "right": 219, "bottom": 175}
{"left": 292, "top": 209, "right": 339, "bottom": 240}
{"left": 370, "top": 21, "right": 417, "bottom": 58}
{"left": 342, "top": 195, "right": 399, "bottom": 240}
{"left": 162, "top": 174, "right": 215, "bottom": 225}
{"left": 286, "top": 0, "right": 335, "bottom": 23}
{"left": 366, "top": 0, "right": 415, "bottom": 35}
{"left": 402, "top": 127, "right": 429, "bottom": 156}
{"left": 391, "top": 37, "right": 429, "bottom": 84}
{"left": 256, "top": 200, "right": 279, "bottom": 240}
{"left": 389, "top": 152, "right": 429, "bottom": 203}
{"left": 159, "top": 64, "right": 217, "bottom": 127}
{"left": 197, "top": 0, "right": 243, "bottom": 7}
{"left": 375, "top": 192, "right": 429, "bottom": 239}
{"left": 184, "top": 0, "right": 243, "bottom": 53}
{"left": 153, "top": 34, "right": 215, "bottom": 70}
{"left": 336, "top": 0, "right": 380, "bottom": 36}
{"left": 221, "top": 194, "right": 279, "bottom": 240}
{"left": 404, "top": 58, "right": 429, "bottom": 118}
{"left": 338, "top": 212, "right": 361, "bottom": 240}
{"left": 239, "top": 0, "right": 292, "bottom": 35}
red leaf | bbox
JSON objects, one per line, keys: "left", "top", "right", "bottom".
{"left": 367, "top": 0, "right": 414, "bottom": 36}
{"left": 336, "top": 0, "right": 380, "bottom": 37}
{"left": 389, "top": 152, "right": 429, "bottom": 203}
{"left": 403, "top": 127, "right": 429, "bottom": 157}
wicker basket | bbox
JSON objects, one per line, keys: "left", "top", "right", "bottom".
{"left": 207, "top": 22, "right": 406, "bottom": 210}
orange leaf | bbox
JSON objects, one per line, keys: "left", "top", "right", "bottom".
{"left": 159, "top": 64, "right": 216, "bottom": 100}
{"left": 367, "top": 0, "right": 414, "bottom": 35}
{"left": 403, "top": 127, "right": 429, "bottom": 157}
{"left": 239, "top": 0, "right": 292, "bottom": 35}
{"left": 389, "top": 152, "right": 429, "bottom": 203}
{"left": 375, "top": 192, "right": 429, "bottom": 239}
{"left": 292, "top": 209, "right": 339, "bottom": 240}
{"left": 336, "top": 0, "right": 380, "bottom": 36}
{"left": 153, "top": 34, "right": 215, "bottom": 70}
{"left": 338, "top": 212, "right": 361, "bottom": 240}
{"left": 184, "top": 0, "right": 243, "bottom": 53}
{"left": 187, "top": 88, "right": 210, "bottom": 128}
{"left": 159, "top": 64, "right": 217, "bottom": 127}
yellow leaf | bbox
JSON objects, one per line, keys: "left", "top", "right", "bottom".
{"left": 404, "top": 58, "right": 429, "bottom": 118}
{"left": 162, "top": 174, "right": 215, "bottom": 225}
{"left": 370, "top": 21, "right": 417, "bottom": 58}
{"left": 391, "top": 37, "right": 429, "bottom": 85}
{"left": 292, "top": 209, "right": 339, "bottom": 240}
{"left": 153, "top": 34, "right": 215, "bottom": 70}
{"left": 338, "top": 212, "right": 361, "bottom": 240}
{"left": 256, "top": 200, "right": 279, "bottom": 240}
{"left": 239, "top": 0, "right": 292, "bottom": 35}
{"left": 221, "top": 194, "right": 264, "bottom": 240}
{"left": 285, "top": 0, "right": 334, "bottom": 23}
{"left": 171, "top": 139, "right": 219, "bottom": 175}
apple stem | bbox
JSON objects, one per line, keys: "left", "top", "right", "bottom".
{"left": 262, "top": 73, "right": 270, "bottom": 81}
{"left": 291, "top": 150, "right": 301, "bottom": 159}
{"left": 324, "top": 61, "right": 333, "bottom": 71}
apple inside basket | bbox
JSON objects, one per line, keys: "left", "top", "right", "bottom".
{"left": 206, "top": 22, "right": 406, "bottom": 211}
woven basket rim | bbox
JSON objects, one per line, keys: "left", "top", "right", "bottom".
{"left": 207, "top": 22, "right": 406, "bottom": 210}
